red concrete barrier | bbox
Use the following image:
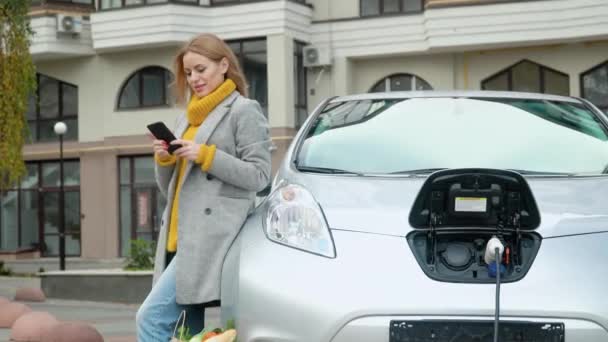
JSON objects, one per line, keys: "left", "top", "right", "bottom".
{"left": 41, "top": 322, "right": 104, "bottom": 342}
{"left": 10, "top": 311, "right": 59, "bottom": 342}
{"left": 14, "top": 287, "right": 46, "bottom": 302}
{"left": 0, "top": 302, "right": 31, "bottom": 328}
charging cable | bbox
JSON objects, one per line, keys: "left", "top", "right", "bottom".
{"left": 494, "top": 247, "right": 501, "bottom": 342}
{"left": 485, "top": 236, "right": 504, "bottom": 342}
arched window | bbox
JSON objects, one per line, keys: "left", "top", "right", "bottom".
{"left": 370, "top": 73, "right": 432, "bottom": 92}
{"left": 482, "top": 59, "right": 569, "bottom": 96}
{"left": 581, "top": 60, "right": 608, "bottom": 113}
{"left": 118, "top": 66, "right": 173, "bottom": 109}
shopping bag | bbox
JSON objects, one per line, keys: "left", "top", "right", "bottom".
{"left": 170, "top": 310, "right": 187, "bottom": 342}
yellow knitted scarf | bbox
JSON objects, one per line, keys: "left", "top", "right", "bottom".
{"left": 186, "top": 78, "right": 237, "bottom": 126}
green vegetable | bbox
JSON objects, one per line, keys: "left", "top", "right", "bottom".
{"left": 188, "top": 332, "right": 203, "bottom": 342}
{"left": 178, "top": 326, "right": 193, "bottom": 341}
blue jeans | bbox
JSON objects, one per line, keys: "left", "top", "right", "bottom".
{"left": 136, "top": 257, "right": 205, "bottom": 342}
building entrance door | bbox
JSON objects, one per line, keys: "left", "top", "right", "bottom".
{"left": 40, "top": 189, "right": 81, "bottom": 257}
{"left": 132, "top": 186, "right": 163, "bottom": 243}
{"left": 119, "top": 155, "right": 167, "bottom": 256}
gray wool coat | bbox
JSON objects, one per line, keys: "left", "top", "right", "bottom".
{"left": 152, "top": 91, "right": 271, "bottom": 304}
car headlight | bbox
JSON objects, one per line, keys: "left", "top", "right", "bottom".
{"left": 264, "top": 184, "right": 336, "bottom": 258}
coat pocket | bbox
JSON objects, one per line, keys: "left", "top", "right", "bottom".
{"left": 218, "top": 183, "right": 251, "bottom": 199}
{"left": 180, "top": 196, "right": 251, "bottom": 247}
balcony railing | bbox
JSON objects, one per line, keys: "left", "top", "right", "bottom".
{"left": 98, "top": 0, "right": 306, "bottom": 10}
{"left": 210, "top": 0, "right": 306, "bottom": 4}
{"left": 99, "top": 0, "right": 197, "bottom": 10}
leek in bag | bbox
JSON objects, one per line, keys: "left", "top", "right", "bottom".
{"left": 170, "top": 310, "right": 188, "bottom": 342}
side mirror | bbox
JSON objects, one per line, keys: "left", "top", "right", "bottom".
{"left": 256, "top": 183, "right": 272, "bottom": 197}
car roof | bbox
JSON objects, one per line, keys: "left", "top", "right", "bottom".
{"left": 331, "top": 91, "right": 582, "bottom": 104}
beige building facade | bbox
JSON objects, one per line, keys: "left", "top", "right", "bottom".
{"left": 2, "top": 0, "right": 608, "bottom": 262}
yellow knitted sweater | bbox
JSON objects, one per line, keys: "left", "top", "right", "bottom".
{"left": 155, "top": 79, "right": 236, "bottom": 252}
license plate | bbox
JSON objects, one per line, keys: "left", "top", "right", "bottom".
{"left": 389, "top": 320, "right": 564, "bottom": 342}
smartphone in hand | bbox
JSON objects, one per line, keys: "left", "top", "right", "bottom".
{"left": 147, "top": 122, "right": 182, "bottom": 154}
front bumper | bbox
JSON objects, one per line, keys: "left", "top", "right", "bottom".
{"left": 335, "top": 316, "right": 604, "bottom": 342}
{"left": 221, "top": 216, "right": 608, "bottom": 342}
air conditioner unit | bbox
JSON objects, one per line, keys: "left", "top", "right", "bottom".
{"left": 56, "top": 14, "right": 83, "bottom": 35}
{"left": 303, "top": 45, "right": 332, "bottom": 68}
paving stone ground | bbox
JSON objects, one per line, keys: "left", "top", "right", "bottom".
{"left": 0, "top": 276, "right": 219, "bottom": 342}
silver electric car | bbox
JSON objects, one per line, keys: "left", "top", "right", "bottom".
{"left": 220, "top": 91, "right": 608, "bottom": 342}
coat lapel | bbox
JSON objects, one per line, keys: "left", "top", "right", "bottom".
{"left": 178, "top": 91, "right": 239, "bottom": 186}
{"left": 173, "top": 114, "right": 189, "bottom": 144}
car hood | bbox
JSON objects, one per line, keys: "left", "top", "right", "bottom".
{"left": 295, "top": 174, "right": 608, "bottom": 238}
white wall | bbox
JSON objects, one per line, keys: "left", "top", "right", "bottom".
{"left": 267, "top": 34, "right": 295, "bottom": 128}
{"left": 353, "top": 54, "right": 456, "bottom": 93}
{"left": 306, "top": 64, "right": 333, "bottom": 112}
{"left": 307, "top": 53, "right": 457, "bottom": 110}
{"left": 30, "top": 16, "right": 95, "bottom": 61}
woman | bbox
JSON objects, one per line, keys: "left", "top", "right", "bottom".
{"left": 136, "top": 33, "right": 271, "bottom": 341}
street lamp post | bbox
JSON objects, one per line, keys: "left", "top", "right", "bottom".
{"left": 54, "top": 122, "right": 67, "bottom": 271}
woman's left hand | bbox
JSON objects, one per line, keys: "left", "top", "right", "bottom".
{"left": 171, "top": 139, "right": 201, "bottom": 161}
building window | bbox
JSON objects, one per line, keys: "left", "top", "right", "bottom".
{"left": 361, "top": 0, "right": 423, "bottom": 16}
{"left": 0, "top": 161, "right": 81, "bottom": 256}
{"left": 211, "top": 0, "right": 305, "bottom": 4}
{"left": 26, "top": 74, "right": 78, "bottom": 143}
{"left": 294, "top": 41, "right": 308, "bottom": 128}
{"left": 482, "top": 60, "right": 570, "bottom": 96}
{"left": 581, "top": 60, "right": 608, "bottom": 113}
{"left": 100, "top": 0, "right": 198, "bottom": 10}
{"left": 119, "top": 156, "right": 166, "bottom": 256}
{"left": 227, "top": 38, "right": 268, "bottom": 116}
{"left": 370, "top": 73, "right": 432, "bottom": 92}
{"left": 118, "top": 66, "right": 174, "bottom": 110}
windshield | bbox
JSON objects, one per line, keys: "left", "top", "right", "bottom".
{"left": 296, "top": 97, "right": 608, "bottom": 175}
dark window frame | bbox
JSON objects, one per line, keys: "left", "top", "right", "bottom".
{"left": 360, "top": 0, "right": 424, "bottom": 17}
{"left": 0, "top": 160, "right": 81, "bottom": 256}
{"left": 116, "top": 66, "right": 174, "bottom": 110}
{"left": 294, "top": 40, "right": 308, "bottom": 128}
{"left": 369, "top": 72, "right": 433, "bottom": 92}
{"left": 118, "top": 155, "right": 164, "bottom": 257}
{"left": 580, "top": 59, "right": 608, "bottom": 113}
{"left": 27, "top": 73, "right": 79, "bottom": 144}
{"left": 481, "top": 59, "right": 570, "bottom": 95}
{"left": 227, "top": 37, "right": 269, "bottom": 116}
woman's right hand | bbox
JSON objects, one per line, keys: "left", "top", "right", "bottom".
{"left": 148, "top": 133, "right": 170, "bottom": 158}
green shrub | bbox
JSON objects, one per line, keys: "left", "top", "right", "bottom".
{"left": 0, "top": 261, "right": 13, "bottom": 276}
{"left": 124, "top": 239, "right": 155, "bottom": 271}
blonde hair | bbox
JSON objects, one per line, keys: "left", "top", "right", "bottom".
{"left": 173, "top": 33, "right": 248, "bottom": 105}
